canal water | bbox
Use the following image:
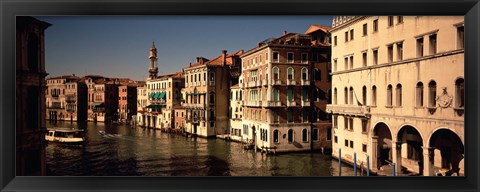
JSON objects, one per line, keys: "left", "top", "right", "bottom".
{"left": 46, "top": 121, "right": 356, "bottom": 176}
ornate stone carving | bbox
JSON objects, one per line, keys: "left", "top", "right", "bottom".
{"left": 436, "top": 87, "right": 452, "bottom": 108}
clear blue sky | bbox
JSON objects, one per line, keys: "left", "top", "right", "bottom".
{"left": 35, "top": 16, "right": 333, "bottom": 81}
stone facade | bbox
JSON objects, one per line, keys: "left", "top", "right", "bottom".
{"left": 229, "top": 85, "right": 244, "bottom": 142}
{"left": 16, "top": 16, "right": 50, "bottom": 176}
{"left": 327, "top": 16, "right": 464, "bottom": 176}
{"left": 46, "top": 75, "right": 87, "bottom": 122}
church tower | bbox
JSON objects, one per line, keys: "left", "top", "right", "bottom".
{"left": 148, "top": 42, "right": 158, "bottom": 79}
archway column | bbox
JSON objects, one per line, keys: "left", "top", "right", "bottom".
{"left": 392, "top": 141, "right": 403, "bottom": 174}
{"left": 423, "top": 146, "right": 435, "bottom": 176}
{"left": 371, "top": 136, "right": 378, "bottom": 171}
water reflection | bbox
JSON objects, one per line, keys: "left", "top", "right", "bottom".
{"left": 46, "top": 121, "right": 356, "bottom": 176}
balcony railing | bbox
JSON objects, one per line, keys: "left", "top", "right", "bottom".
{"left": 301, "top": 80, "right": 310, "bottom": 86}
{"left": 243, "top": 100, "right": 262, "bottom": 107}
{"left": 287, "top": 100, "right": 297, "bottom": 107}
{"left": 271, "top": 79, "right": 283, "bottom": 86}
{"left": 248, "top": 81, "right": 256, "bottom": 87}
{"left": 326, "top": 104, "right": 371, "bottom": 117}
{"left": 263, "top": 101, "right": 282, "bottom": 107}
{"left": 301, "top": 100, "right": 310, "bottom": 107}
{"left": 287, "top": 79, "right": 297, "bottom": 86}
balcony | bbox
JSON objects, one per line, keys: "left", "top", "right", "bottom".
{"left": 151, "top": 99, "right": 167, "bottom": 105}
{"left": 248, "top": 81, "right": 257, "bottom": 87}
{"left": 243, "top": 100, "right": 262, "bottom": 107}
{"left": 301, "top": 80, "right": 310, "bottom": 86}
{"left": 287, "top": 100, "right": 297, "bottom": 107}
{"left": 287, "top": 79, "right": 297, "bottom": 86}
{"left": 262, "top": 79, "right": 268, "bottom": 86}
{"left": 271, "top": 79, "right": 283, "bottom": 86}
{"left": 301, "top": 100, "right": 310, "bottom": 107}
{"left": 192, "top": 103, "right": 206, "bottom": 109}
{"left": 263, "top": 101, "right": 282, "bottom": 107}
{"left": 326, "top": 104, "right": 371, "bottom": 117}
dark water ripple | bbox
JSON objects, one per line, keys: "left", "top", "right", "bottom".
{"left": 46, "top": 121, "right": 355, "bottom": 176}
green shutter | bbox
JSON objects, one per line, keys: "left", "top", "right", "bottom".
{"left": 273, "top": 89, "right": 279, "bottom": 101}
{"left": 302, "top": 88, "right": 308, "bottom": 101}
{"left": 288, "top": 88, "right": 293, "bottom": 101}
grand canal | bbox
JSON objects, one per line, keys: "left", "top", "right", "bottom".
{"left": 46, "top": 121, "right": 356, "bottom": 176}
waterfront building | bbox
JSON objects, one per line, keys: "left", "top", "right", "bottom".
{"left": 239, "top": 28, "right": 331, "bottom": 153}
{"left": 91, "top": 78, "right": 120, "bottom": 122}
{"left": 136, "top": 85, "right": 148, "bottom": 125}
{"left": 183, "top": 50, "right": 243, "bottom": 137}
{"left": 229, "top": 84, "right": 244, "bottom": 142}
{"left": 45, "top": 75, "right": 84, "bottom": 122}
{"left": 16, "top": 16, "right": 50, "bottom": 175}
{"left": 118, "top": 83, "right": 139, "bottom": 123}
{"left": 326, "top": 16, "right": 464, "bottom": 176}
{"left": 173, "top": 106, "right": 186, "bottom": 131}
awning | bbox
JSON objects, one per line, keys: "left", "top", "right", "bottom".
{"left": 148, "top": 93, "right": 155, "bottom": 99}
{"left": 145, "top": 104, "right": 163, "bottom": 109}
{"left": 158, "top": 92, "right": 166, "bottom": 99}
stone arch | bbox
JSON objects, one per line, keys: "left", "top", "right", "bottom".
{"left": 397, "top": 125, "right": 424, "bottom": 175}
{"left": 428, "top": 128, "right": 464, "bottom": 176}
{"left": 372, "top": 122, "right": 393, "bottom": 169}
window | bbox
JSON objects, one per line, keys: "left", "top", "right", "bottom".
{"left": 210, "top": 93, "right": 215, "bottom": 104}
{"left": 417, "top": 37, "right": 424, "bottom": 57}
{"left": 349, "top": 118, "right": 354, "bottom": 131}
{"left": 416, "top": 82, "right": 424, "bottom": 107}
{"left": 273, "top": 52, "right": 279, "bottom": 62}
{"left": 273, "top": 111, "right": 279, "bottom": 123}
{"left": 27, "top": 34, "right": 39, "bottom": 72}
{"left": 344, "top": 87, "right": 348, "bottom": 104}
{"left": 373, "top": 19, "right": 378, "bottom": 32}
{"left": 210, "top": 72, "right": 215, "bottom": 82}
{"left": 455, "top": 78, "right": 465, "bottom": 108}
{"left": 345, "top": 31, "right": 349, "bottom": 42}
{"left": 288, "top": 88, "right": 294, "bottom": 101}
{"left": 333, "top": 59, "right": 337, "bottom": 72}
{"left": 349, "top": 87, "right": 354, "bottom": 105}
{"left": 334, "top": 136, "right": 338, "bottom": 143}
{"left": 457, "top": 25, "right": 465, "bottom": 49}
{"left": 333, "top": 115, "right": 338, "bottom": 128}
{"left": 273, "top": 130, "right": 279, "bottom": 143}
{"left": 397, "top": 42, "right": 403, "bottom": 61}
{"left": 312, "top": 128, "right": 319, "bottom": 141}
{"left": 302, "top": 88, "right": 308, "bottom": 101}
{"left": 388, "top": 16, "right": 394, "bottom": 27}
{"left": 396, "top": 84, "right": 402, "bottom": 106}
{"left": 363, "top": 23, "right": 367, "bottom": 36}
{"left": 302, "top": 110, "right": 309, "bottom": 122}
{"left": 345, "top": 139, "right": 349, "bottom": 147}
{"left": 302, "top": 129, "right": 308, "bottom": 142}
{"left": 273, "top": 88, "right": 279, "bottom": 101}
{"left": 350, "top": 29, "right": 354, "bottom": 40}
{"left": 349, "top": 56, "right": 353, "bottom": 69}
{"left": 344, "top": 116, "right": 348, "bottom": 130}
{"left": 397, "top": 16, "right": 403, "bottom": 24}
{"left": 361, "top": 119, "right": 368, "bottom": 133}
{"left": 362, "top": 144, "right": 367, "bottom": 152}
{"left": 429, "top": 34, "right": 437, "bottom": 55}
{"left": 273, "top": 66, "right": 279, "bottom": 80}
{"left": 362, "top": 52, "right": 367, "bottom": 67}
{"left": 372, "top": 49, "right": 378, "bottom": 65}
{"left": 362, "top": 86, "right": 367, "bottom": 105}
{"left": 302, "top": 68, "right": 308, "bottom": 80}
{"left": 301, "top": 53, "right": 308, "bottom": 64}
{"left": 428, "top": 81, "right": 437, "bottom": 108}
{"left": 350, "top": 141, "right": 354, "bottom": 148}
{"left": 287, "top": 110, "right": 293, "bottom": 122}
{"left": 315, "top": 69, "right": 320, "bottom": 81}
{"left": 387, "top": 44, "right": 393, "bottom": 63}
{"left": 287, "top": 52, "right": 294, "bottom": 63}
{"left": 334, "top": 36, "right": 337, "bottom": 46}
{"left": 287, "top": 67, "right": 294, "bottom": 80}
{"left": 344, "top": 57, "right": 349, "bottom": 70}
{"left": 333, "top": 88, "right": 337, "bottom": 105}
{"left": 288, "top": 129, "right": 294, "bottom": 143}
{"left": 387, "top": 84, "right": 393, "bottom": 107}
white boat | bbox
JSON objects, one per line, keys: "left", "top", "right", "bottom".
{"left": 45, "top": 128, "right": 85, "bottom": 144}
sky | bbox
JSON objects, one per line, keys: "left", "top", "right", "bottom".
{"left": 35, "top": 16, "right": 333, "bottom": 81}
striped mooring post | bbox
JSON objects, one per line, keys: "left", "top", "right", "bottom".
{"left": 354, "top": 152, "right": 357, "bottom": 176}
{"left": 338, "top": 148, "right": 342, "bottom": 176}
{"left": 366, "top": 155, "right": 370, "bottom": 176}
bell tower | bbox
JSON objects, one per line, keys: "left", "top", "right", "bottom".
{"left": 148, "top": 41, "right": 158, "bottom": 79}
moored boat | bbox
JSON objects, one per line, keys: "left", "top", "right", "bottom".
{"left": 45, "top": 128, "right": 85, "bottom": 144}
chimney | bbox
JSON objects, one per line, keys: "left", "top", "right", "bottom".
{"left": 189, "top": 62, "right": 192, "bottom": 67}
{"left": 196, "top": 57, "right": 200, "bottom": 63}
{"left": 72, "top": 74, "right": 75, "bottom": 76}
{"left": 283, "top": 30, "right": 287, "bottom": 35}
{"left": 222, "top": 50, "right": 227, "bottom": 65}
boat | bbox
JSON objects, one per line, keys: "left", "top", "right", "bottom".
{"left": 45, "top": 128, "right": 85, "bottom": 144}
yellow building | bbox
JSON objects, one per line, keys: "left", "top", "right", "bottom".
{"left": 327, "top": 16, "right": 464, "bottom": 176}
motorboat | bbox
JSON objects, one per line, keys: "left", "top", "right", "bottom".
{"left": 45, "top": 128, "right": 85, "bottom": 144}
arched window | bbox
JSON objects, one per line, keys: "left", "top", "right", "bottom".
{"left": 288, "top": 129, "right": 294, "bottom": 142}
{"left": 27, "top": 33, "right": 39, "bottom": 71}
{"left": 344, "top": 87, "right": 348, "bottom": 104}
{"left": 273, "top": 130, "right": 279, "bottom": 143}
{"left": 287, "top": 67, "right": 294, "bottom": 80}
{"left": 387, "top": 84, "right": 393, "bottom": 106}
{"left": 327, "top": 89, "right": 332, "bottom": 104}
{"left": 396, "top": 84, "right": 402, "bottom": 106}
{"left": 349, "top": 87, "right": 354, "bottom": 105}
{"left": 455, "top": 78, "right": 465, "bottom": 108}
{"left": 362, "top": 86, "right": 367, "bottom": 105}
{"left": 273, "top": 66, "right": 279, "bottom": 80}
{"left": 416, "top": 82, "right": 424, "bottom": 107}
{"left": 302, "top": 129, "right": 308, "bottom": 142}
{"left": 334, "top": 88, "right": 338, "bottom": 105}
{"left": 428, "top": 81, "right": 437, "bottom": 107}
{"left": 302, "top": 68, "right": 308, "bottom": 81}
